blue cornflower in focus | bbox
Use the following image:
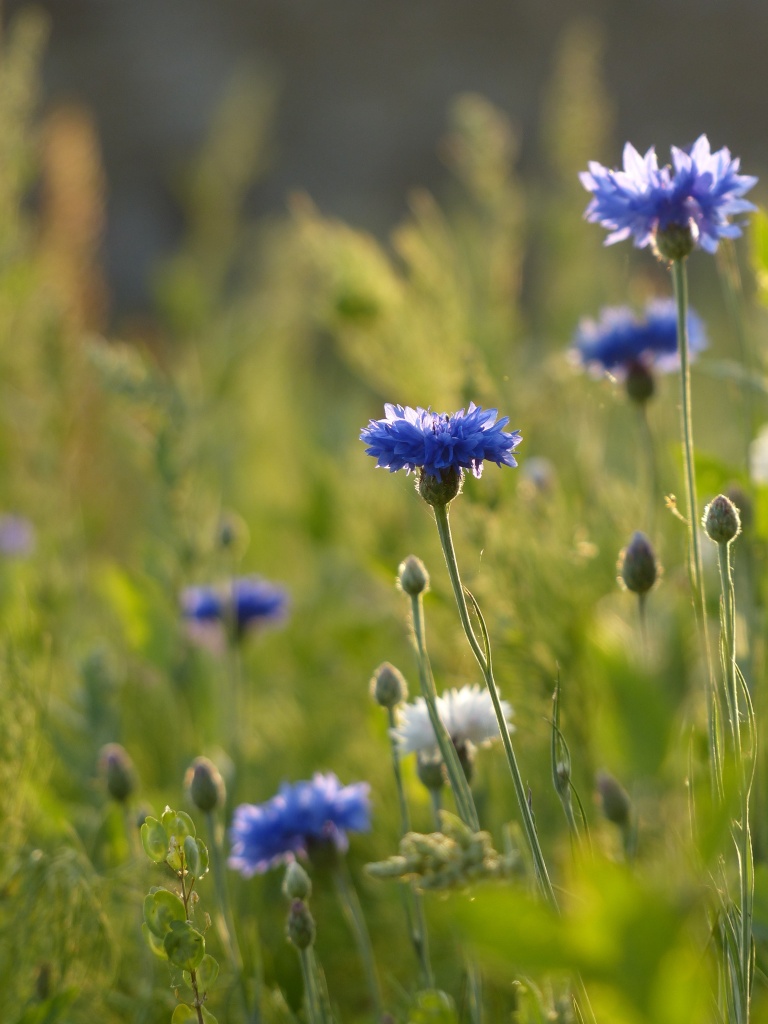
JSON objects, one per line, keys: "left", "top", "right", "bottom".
{"left": 229, "top": 773, "right": 371, "bottom": 876}
{"left": 361, "top": 403, "right": 521, "bottom": 484}
{"left": 574, "top": 299, "right": 707, "bottom": 379}
{"left": 182, "top": 575, "right": 288, "bottom": 647}
{"left": 580, "top": 135, "right": 757, "bottom": 259}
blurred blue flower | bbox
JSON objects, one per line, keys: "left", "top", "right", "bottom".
{"left": 574, "top": 299, "right": 706, "bottom": 377}
{"left": 0, "top": 514, "right": 35, "bottom": 556}
{"left": 580, "top": 135, "right": 756, "bottom": 254}
{"left": 181, "top": 576, "right": 288, "bottom": 645}
{"left": 360, "top": 403, "right": 521, "bottom": 480}
{"left": 229, "top": 773, "right": 371, "bottom": 876}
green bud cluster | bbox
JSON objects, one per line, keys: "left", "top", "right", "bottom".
{"left": 417, "top": 466, "right": 463, "bottom": 507}
{"left": 397, "top": 555, "right": 430, "bottom": 596}
{"left": 366, "top": 811, "right": 519, "bottom": 891}
{"left": 618, "top": 531, "right": 659, "bottom": 595}
{"left": 653, "top": 222, "right": 695, "bottom": 262}
{"left": 370, "top": 662, "right": 408, "bottom": 709}
{"left": 185, "top": 756, "right": 226, "bottom": 813}
{"left": 286, "top": 898, "right": 316, "bottom": 950}
{"left": 596, "top": 771, "right": 631, "bottom": 829}
{"left": 282, "top": 862, "right": 316, "bottom": 952}
{"left": 702, "top": 494, "right": 741, "bottom": 545}
{"left": 99, "top": 743, "right": 136, "bottom": 803}
{"left": 140, "top": 808, "right": 219, "bottom": 1022}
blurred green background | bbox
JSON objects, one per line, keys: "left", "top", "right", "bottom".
{"left": 2, "top": 5, "right": 768, "bottom": 1023}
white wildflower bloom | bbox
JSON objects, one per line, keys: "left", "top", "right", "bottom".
{"left": 441, "top": 684, "right": 513, "bottom": 747}
{"left": 393, "top": 685, "right": 513, "bottom": 756}
{"left": 750, "top": 424, "right": 768, "bottom": 485}
{"left": 393, "top": 698, "right": 439, "bottom": 756}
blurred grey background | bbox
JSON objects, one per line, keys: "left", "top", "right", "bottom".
{"left": 7, "top": 0, "right": 768, "bottom": 314}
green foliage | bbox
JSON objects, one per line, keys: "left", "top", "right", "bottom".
{"left": 1, "top": 9, "right": 767, "bottom": 1023}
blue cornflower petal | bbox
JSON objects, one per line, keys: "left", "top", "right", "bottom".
{"left": 574, "top": 299, "right": 707, "bottom": 377}
{"left": 181, "top": 585, "right": 224, "bottom": 622}
{"left": 581, "top": 135, "right": 756, "bottom": 253}
{"left": 181, "top": 576, "right": 289, "bottom": 634}
{"left": 231, "top": 578, "right": 290, "bottom": 629}
{"left": 228, "top": 773, "right": 371, "bottom": 876}
{"left": 360, "top": 402, "right": 522, "bottom": 480}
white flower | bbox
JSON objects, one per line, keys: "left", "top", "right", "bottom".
{"left": 393, "top": 684, "right": 513, "bottom": 756}
{"left": 750, "top": 424, "right": 768, "bottom": 485}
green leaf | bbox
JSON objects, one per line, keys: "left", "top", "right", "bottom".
{"left": 183, "top": 834, "right": 202, "bottom": 877}
{"left": 195, "top": 838, "right": 210, "bottom": 877}
{"left": 194, "top": 954, "right": 219, "bottom": 993}
{"left": 141, "top": 816, "right": 169, "bottom": 863}
{"left": 164, "top": 919, "right": 205, "bottom": 971}
{"left": 143, "top": 889, "right": 186, "bottom": 938}
{"left": 162, "top": 808, "right": 197, "bottom": 842}
{"left": 171, "top": 1004, "right": 218, "bottom": 1023}
{"left": 142, "top": 922, "right": 168, "bottom": 960}
{"left": 407, "top": 990, "right": 459, "bottom": 1024}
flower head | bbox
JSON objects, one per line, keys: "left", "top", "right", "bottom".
{"left": 580, "top": 135, "right": 757, "bottom": 256}
{"left": 228, "top": 773, "right": 371, "bottom": 877}
{"left": 574, "top": 299, "right": 706, "bottom": 378}
{"left": 0, "top": 514, "right": 35, "bottom": 556}
{"left": 181, "top": 575, "right": 289, "bottom": 648}
{"left": 360, "top": 403, "right": 521, "bottom": 483}
{"left": 394, "top": 685, "right": 513, "bottom": 757}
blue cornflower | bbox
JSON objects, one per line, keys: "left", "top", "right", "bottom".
{"left": 0, "top": 514, "right": 35, "bottom": 556}
{"left": 360, "top": 403, "right": 521, "bottom": 481}
{"left": 229, "top": 773, "right": 371, "bottom": 876}
{"left": 581, "top": 135, "right": 757, "bottom": 256}
{"left": 574, "top": 299, "right": 707, "bottom": 377}
{"left": 181, "top": 576, "right": 289, "bottom": 646}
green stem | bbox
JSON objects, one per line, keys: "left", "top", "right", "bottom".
{"left": 671, "top": 258, "right": 722, "bottom": 799}
{"left": 299, "top": 947, "right": 323, "bottom": 1024}
{"left": 429, "top": 787, "right": 443, "bottom": 830}
{"left": 432, "top": 502, "right": 557, "bottom": 910}
{"left": 333, "top": 861, "right": 385, "bottom": 1022}
{"left": 638, "top": 593, "right": 648, "bottom": 654}
{"left": 386, "top": 707, "right": 434, "bottom": 989}
{"left": 465, "top": 955, "right": 483, "bottom": 1024}
{"left": 717, "top": 542, "right": 753, "bottom": 1020}
{"left": 636, "top": 402, "right": 660, "bottom": 533}
{"left": 205, "top": 810, "right": 258, "bottom": 1023}
{"left": 409, "top": 591, "right": 480, "bottom": 831}
{"left": 180, "top": 861, "right": 206, "bottom": 1024}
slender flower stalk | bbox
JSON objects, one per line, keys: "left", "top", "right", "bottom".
{"left": 298, "top": 948, "right": 324, "bottom": 1024}
{"left": 386, "top": 705, "right": 434, "bottom": 989}
{"left": 332, "top": 859, "right": 385, "bottom": 1023}
{"left": 407, "top": 587, "right": 480, "bottom": 832}
{"left": 205, "top": 809, "right": 259, "bottom": 1023}
{"left": 672, "top": 260, "right": 722, "bottom": 799}
{"left": 705, "top": 495, "right": 754, "bottom": 1021}
{"left": 432, "top": 503, "right": 557, "bottom": 910}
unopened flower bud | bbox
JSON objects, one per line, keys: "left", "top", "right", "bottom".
{"left": 625, "top": 361, "right": 655, "bottom": 404}
{"left": 417, "top": 754, "right": 445, "bottom": 793}
{"left": 398, "top": 555, "right": 430, "bottom": 596}
{"left": 654, "top": 222, "right": 695, "bottom": 262}
{"left": 703, "top": 494, "right": 741, "bottom": 545}
{"left": 370, "top": 662, "right": 408, "bottom": 708}
{"left": 185, "top": 756, "right": 225, "bottom": 813}
{"left": 618, "top": 531, "right": 659, "bottom": 595}
{"left": 417, "top": 466, "right": 463, "bottom": 507}
{"left": 286, "top": 899, "right": 316, "bottom": 950}
{"left": 283, "top": 861, "right": 312, "bottom": 901}
{"left": 100, "top": 743, "right": 136, "bottom": 803}
{"left": 596, "top": 771, "right": 631, "bottom": 829}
